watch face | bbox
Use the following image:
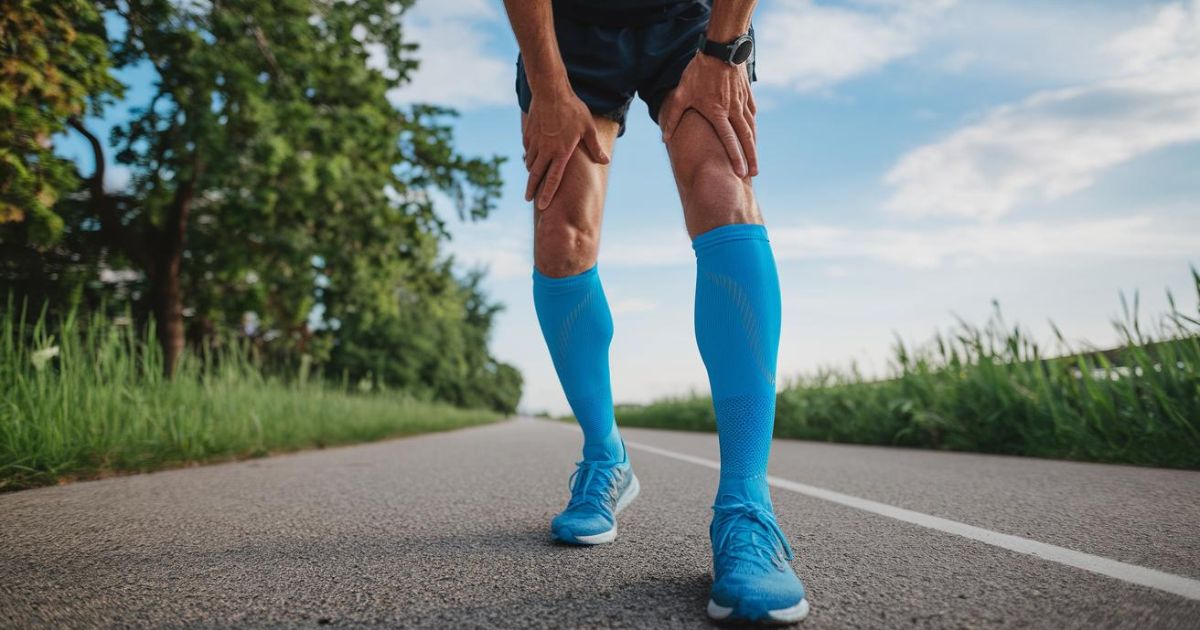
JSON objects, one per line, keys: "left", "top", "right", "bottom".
{"left": 732, "top": 37, "right": 754, "bottom": 65}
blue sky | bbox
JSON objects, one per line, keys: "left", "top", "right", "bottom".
{"left": 61, "top": 0, "right": 1200, "bottom": 414}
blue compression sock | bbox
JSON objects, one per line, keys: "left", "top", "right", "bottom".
{"left": 533, "top": 265, "right": 624, "bottom": 462}
{"left": 692, "top": 224, "right": 782, "bottom": 507}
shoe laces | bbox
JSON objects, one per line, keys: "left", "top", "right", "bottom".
{"left": 566, "top": 460, "right": 622, "bottom": 513}
{"left": 711, "top": 502, "right": 795, "bottom": 574}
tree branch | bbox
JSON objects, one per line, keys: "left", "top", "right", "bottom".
{"left": 67, "top": 116, "right": 105, "bottom": 202}
{"left": 249, "top": 22, "right": 284, "bottom": 81}
{"left": 67, "top": 117, "right": 149, "bottom": 268}
{"left": 163, "top": 152, "right": 204, "bottom": 257}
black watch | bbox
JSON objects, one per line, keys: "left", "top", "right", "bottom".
{"left": 698, "top": 33, "right": 754, "bottom": 65}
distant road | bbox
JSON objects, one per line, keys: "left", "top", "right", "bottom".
{"left": 2, "top": 418, "right": 1199, "bottom": 628}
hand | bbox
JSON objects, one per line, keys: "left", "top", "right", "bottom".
{"left": 659, "top": 53, "right": 757, "bottom": 178}
{"left": 523, "top": 86, "right": 610, "bottom": 209}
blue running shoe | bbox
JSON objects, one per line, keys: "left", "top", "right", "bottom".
{"left": 707, "top": 497, "right": 809, "bottom": 624}
{"left": 551, "top": 452, "right": 639, "bottom": 545}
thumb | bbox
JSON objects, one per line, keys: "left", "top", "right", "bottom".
{"left": 583, "top": 125, "right": 609, "bottom": 164}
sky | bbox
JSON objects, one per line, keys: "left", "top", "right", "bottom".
{"left": 61, "top": 0, "right": 1200, "bottom": 414}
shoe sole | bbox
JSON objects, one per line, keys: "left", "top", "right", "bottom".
{"left": 555, "top": 473, "right": 640, "bottom": 546}
{"left": 707, "top": 597, "right": 810, "bottom": 625}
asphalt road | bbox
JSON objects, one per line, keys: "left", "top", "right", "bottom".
{"left": 2, "top": 418, "right": 1199, "bottom": 629}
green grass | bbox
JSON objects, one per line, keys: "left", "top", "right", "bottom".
{"left": 615, "top": 272, "right": 1200, "bottom": 470}
{"left": 0, "top": 303, "right": 503, "bottom": 491}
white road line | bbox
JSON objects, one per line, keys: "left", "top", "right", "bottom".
{"left": 623, "top": 439, "right": 1200, "bottom": 602}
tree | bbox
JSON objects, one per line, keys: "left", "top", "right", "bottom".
{"left": 0, "top": 0, "right": 121, "bottom": 305}
{"left": 1, "top": 0, "right": 520, "bottom": 411}
{"left": 63, "top": 0, "right": 502, "bottom": 377}
{"left": 327, "top": 264, "right": 523, "bottom": 411}
{"left": 1, "top": 0, "right": 120, "bottom": 234}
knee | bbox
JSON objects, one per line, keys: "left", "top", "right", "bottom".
{"left": 681, "top": 156, "right": 756, "bottom": 231}
{"left": 534, "top": 206, "right": 601, "bottom": 278}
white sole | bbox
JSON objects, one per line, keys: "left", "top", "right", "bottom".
{"left": 561, "top": 474, "right": 640, "bottom": 546}
{"left": 707, "top": 597, "right": 810, "bottom": 625}
{"left": 614, "top": 473, "right": 640, "bottom": 515}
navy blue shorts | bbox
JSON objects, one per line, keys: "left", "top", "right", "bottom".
{"left": 515, "top": 0, "right": 757, "bottom": 137}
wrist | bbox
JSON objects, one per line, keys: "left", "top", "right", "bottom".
{"left": 706, "top": 26, "right": 744, "bottom": 43}
{"left": 531, "top": 81, "right": 576, "bottom": 107}
{"left": 706, "top": 19, "right": 749, "bottom": 42}
{"left": 526, "top": 66, "right": 573, "bottom": 100}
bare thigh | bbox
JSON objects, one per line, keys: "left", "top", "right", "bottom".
{"left": 524, "top": 113, "right": 621, "bottom": 278}
{"left": 665, "top": 110, "right": 761, "bottom": 238}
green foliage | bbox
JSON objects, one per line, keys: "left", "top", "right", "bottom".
{"left": 0, "top": 0, "right": 121, "bottom": 240}
{"left": 329, "top": 267, "right": 522, "bottom": 412}
{"left": 615, "top": 272, "right": 1200, "bottom": 469}
{"left": 0, "top": 0, "right": 521, "bottom": 411}
{"left": 0, "top": 299, "right": 503, "bottom": 491}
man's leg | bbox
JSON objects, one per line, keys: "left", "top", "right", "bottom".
{"left": 667, "top": 110, "right": 807, "bottom": 623}
{"left": 529, "top": 112, "right": 624, "bottom": 463}
{"left": 530, "top": 113, "right": 638, "bottom": 546}
{"left": 667, "top": 108, "right": 774, "bottom": 500}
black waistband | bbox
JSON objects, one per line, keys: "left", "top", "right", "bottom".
{"left": 552, "top": 0, "right": 707, "bottom": 28}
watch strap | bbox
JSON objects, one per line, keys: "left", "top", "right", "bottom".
{"left": 699, "top": 33, "right": 750, "bottom": 64}
{"left": 701, "top": 37, "right": 733, "bottom": 62}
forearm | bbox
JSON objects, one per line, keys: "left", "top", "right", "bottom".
{"left": 502, "top": 0, "right": 570, "bottom": 96}
{"left": 707, "top": 0, "right": 757, "bottom": 41}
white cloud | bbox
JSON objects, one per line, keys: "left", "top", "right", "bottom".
{"left": 386, "top": 0, "right": 513, "bottom": 109}
{"left": 611, "top": 298, "right": 658, "bottom": 315}
{"left": 884, "top": 0, "right": 1200, "bottom": 221}
{"left": 822, "top": 264, "right": 851, "bottom": 278}
{"left": 586, "top": 215, "right": 1200, "bottom": 271}
{"left": 756, "top": 0, "right": 955, "bottom": 92}
{"left": 103, "top": 165, "right": 131, "bottom": 193}
{"left": 923, "top": 2, "right": 1142, "bottom": 86}
{"left": 443, "top": 216, "right": 531, "bottom": 280}
{"left": 770, "top": 216, "right": 1200, "bottom": 269}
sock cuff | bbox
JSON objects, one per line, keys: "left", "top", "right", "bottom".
{"left": 691, "top": 223, "right": 769, "bottom": 255}
{"left": 532, "top": 264, "right": 599, "bottom": 294}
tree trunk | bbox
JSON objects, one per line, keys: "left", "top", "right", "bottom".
{"left": 149, "top": 253, "right": 185, "bottom": 377}
{"left": 69, "top": 117, "right": 203, "bottom": 378}
{"left": 152, "top": 156, "right": 203, "bottom": 378}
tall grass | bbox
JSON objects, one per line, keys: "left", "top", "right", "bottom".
{"left": 616, "top": 271, "right": 1200, "bottom": 469}
{"left": 0, "top": 302, "right": 502, "bottom": 491}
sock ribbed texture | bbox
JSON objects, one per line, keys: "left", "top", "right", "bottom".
{"left": 533, "top": 265, "right": 623, "bottom": 462}
{"left": 692, "top": 224, "right": 781, "bottom": 507}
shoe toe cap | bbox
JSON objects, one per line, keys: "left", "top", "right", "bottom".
{"left": 551, "top": 510, "right": 613, "bottom": 539}
{"left": 711, "top": 569, "right": 807, "bottom": 620}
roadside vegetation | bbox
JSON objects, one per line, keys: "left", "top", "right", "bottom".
{"left": 0, "top": 304, "right": 502, "bottom": 491}
{"left": 0, "top": 1, "right": 520, "bottom": 492}
{"left": 3, "top": 1, "right": 521, "bottom": 416}
{"left": 615, "top": 271, "right": 1200, "bottom": 470}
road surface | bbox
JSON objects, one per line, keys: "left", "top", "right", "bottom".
{"left": 2, "top": 418, "right": 1199, "bottom": 628}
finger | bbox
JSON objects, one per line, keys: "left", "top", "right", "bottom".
{"left": 713, "top": 115, "right": 747, "bottom": 178}
{"left": 743, "top": 103, "right": 756, "bottom": 143}
{"left": 525, "top": 143, "right": 539, "bottom": 171}
{"left": 525, "top": 154, "right": 550, "bottom": 202}
{"left": 733, "top": 111, "right": 758, "bottom": 178}
{"left": 537, "top": 146, "right": 575, "bottom": 210}
{"left": 747, "top": 87, "right": 758, "bottom": 116}
{"left": 582, "top": 125, "right": 609, "bottom": 164}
